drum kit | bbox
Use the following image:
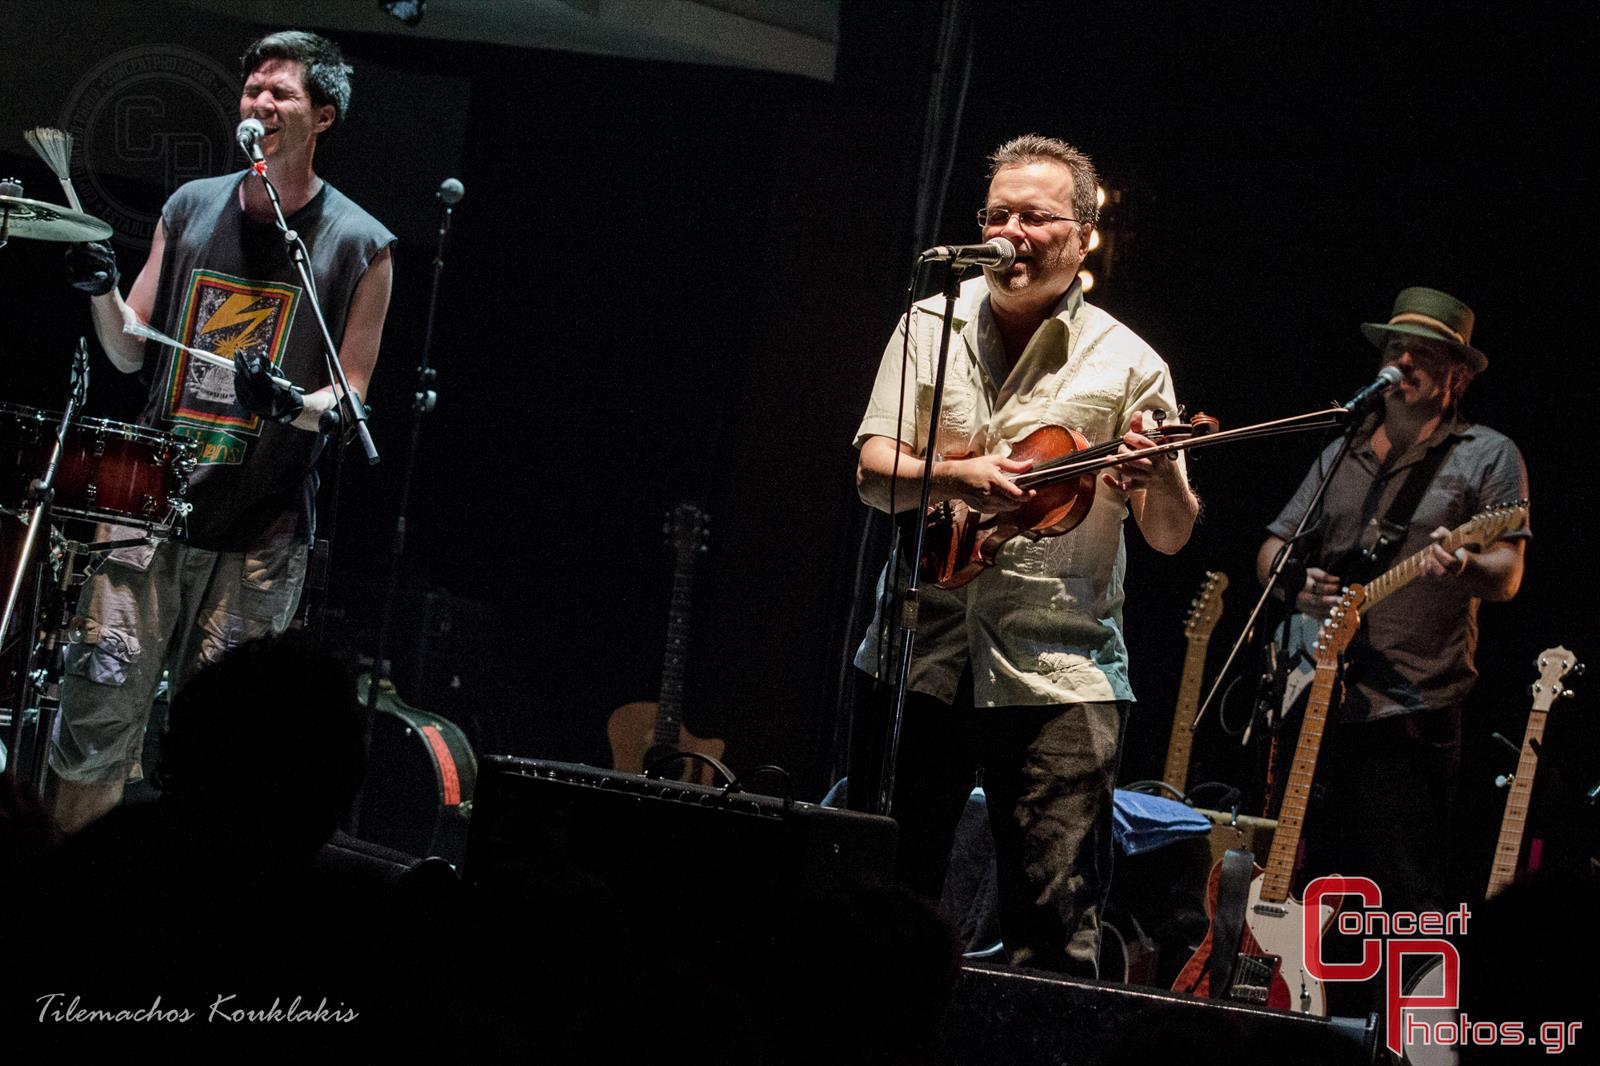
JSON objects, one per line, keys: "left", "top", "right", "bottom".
{"left": 1, "top": 181, "right": 197, "bottom": 788}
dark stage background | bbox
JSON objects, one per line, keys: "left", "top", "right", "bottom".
{"left": 2, "top": 1, "right": 1595, "bottom": 882}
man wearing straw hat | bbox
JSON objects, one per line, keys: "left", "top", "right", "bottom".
{"left": 1257, "top": 287, "right": 1528, "bottom": 914}
{"left": 50, "top": 30, "right": 394, "bottom": 834}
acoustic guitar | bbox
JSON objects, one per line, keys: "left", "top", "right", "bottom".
{"left": 607, "top": 502, "right": 726, "bottom": 785}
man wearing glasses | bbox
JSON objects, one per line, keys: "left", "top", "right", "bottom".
{"left": 851, "top": 134, "right": 1198, "bottom": 977}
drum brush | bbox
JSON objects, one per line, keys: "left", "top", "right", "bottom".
{"left": 122, "top": 319, "right": 236, "bottom": 372}
{"left": 23, "top": 126, "right": 86, "bottom": 212}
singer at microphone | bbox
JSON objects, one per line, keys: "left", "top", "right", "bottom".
{"left": 45, "top": 29, "right": 400, "bottom": 835}
{"left": 1255, "top": 285, "right": 1528, "bottom": 922}
{"left": 852, "top": 135, "right": 1199, "bottom": 970}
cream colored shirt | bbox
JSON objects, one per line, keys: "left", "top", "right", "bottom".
{"left": 854, "top": 276, "right": 1183, "bottom": 707}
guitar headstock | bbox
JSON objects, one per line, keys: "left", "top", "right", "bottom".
{"left": 1531, "top": 645, "right": 1582, "bottom": 713}
{"left": 1451, "top": 500, "right": 1529, "bottom": 552}
{"left": 664, "top": 502, "right": 711, "bottom": 560}
{"left": 1313, "top": 584, "right": 1368, "bottom": 666}
{"left": 1183, "top": 571, "right": 1229, "bottom": 640}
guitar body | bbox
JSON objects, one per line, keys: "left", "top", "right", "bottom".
{"left": 607, "top": 700, "right": 726, "bottom": 785}
{"left": 608, "top": 503, "right": 726, "bottom": 786}
{"left": 1173, "top": 858, "right": 1337, "bottom": 1015}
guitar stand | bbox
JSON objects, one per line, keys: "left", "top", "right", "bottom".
{"left": 643, "top": 749, "right": 735, "bottom": 787}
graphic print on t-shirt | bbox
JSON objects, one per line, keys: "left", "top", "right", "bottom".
{"left": 160, "top": 268, "right": 300, "bottom": 465}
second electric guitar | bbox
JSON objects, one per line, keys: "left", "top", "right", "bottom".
{"left": 1172, "top": 585, "right": 1365, "bottom": 1014}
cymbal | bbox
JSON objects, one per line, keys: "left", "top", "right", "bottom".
{"left": 0, "top": 193, "right": 113, "bottom": 242}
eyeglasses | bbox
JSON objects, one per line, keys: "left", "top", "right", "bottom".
{"left": 977, "top": 207, "right": 1079, "bottom": 228}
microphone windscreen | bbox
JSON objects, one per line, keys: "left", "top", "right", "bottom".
{"left": 437, "top": 178, "right": 465, "bottom": 205}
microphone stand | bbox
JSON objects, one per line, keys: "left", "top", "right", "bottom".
{"left": 243, "top": 155, "right": 379, "bottom": 466}
{"left": 1192, "top": 403, "right": 1370, "bottom": 733}
{"left": 349, "top": 181, "right": 458, "bottom": 836}
{"left": 3, "top": 340, "right": 87, "bottom": 794}
{"left": 875, "top": 260, "right": 967, "bottom": 818}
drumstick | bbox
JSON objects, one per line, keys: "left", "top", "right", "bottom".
{"left": 23, "top": 127, "right": 86, "bottom": 212}
{"left": 122, "top": 320, "right": 236, "bottom": 372}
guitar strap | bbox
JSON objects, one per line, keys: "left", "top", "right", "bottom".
{"left": 1344, "top": 433, "right": 1458, "bottom": 581}
{"left": 1207, "top": 847, "right": 1255, "bottom": 997}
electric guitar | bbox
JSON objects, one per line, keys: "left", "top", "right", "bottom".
{"left": 1173, "top": 585, "right": 1365, "bottom": 1014}
{"left": 1485, "top": 646, "right": 1580, "bottom": 899}
{"left": 607, "top": 503, "right": 727, "bottom": 784}
{"left": 1161, "top": 571, "right": 1228, "bottom": 795}
{"left": 1278, "top": 501, "right": 1528, "bottom": 713}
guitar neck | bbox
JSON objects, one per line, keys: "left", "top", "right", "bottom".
{"left": 1260, "top": 657, "right": 1338, "bottom": 903}
{"left": 1486, "top": 706, "right": 1549, "bottom": 899}
{"left": 1360, "top": 531, "right": 1465, "bottom": 611}
{"left": 654, "top": 570, "right": 692, "bottom": 743}
{"left": 1362, "top": 508, "right": 1523, "bottom": 612}
{"left": 1162, "top": 637, "right": 1211, "bottom": 793}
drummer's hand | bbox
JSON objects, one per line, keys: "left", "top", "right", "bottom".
{"left": 1103, "top": 411, "right": 1180, "bottom": 494}
{"left": 65, "top": 241, "right": 119, "bottom": 296}
{"left": 233, "top": 352, "right": 306, "bottom": 423}
{"left": 938, "top": 454, "right": 1035, "bottom": 512}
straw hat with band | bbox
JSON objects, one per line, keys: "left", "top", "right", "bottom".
{"left": 1359, "top": 286, "right": 1488, "bottom": 374}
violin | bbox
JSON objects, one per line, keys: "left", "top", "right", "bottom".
{"left": 917, "top": 408, "right": 1220, "bottom": 589}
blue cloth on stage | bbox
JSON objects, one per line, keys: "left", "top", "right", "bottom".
{"left": 1112, "top": 789, "right": 1212, "bottom": 856}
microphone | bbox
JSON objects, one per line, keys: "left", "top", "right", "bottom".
{"left": 437, "top": 178, "right": 465, "bottom": 205}
{"left": 921, "top": 237, "right": 1016, "bottom": 268}
{"left": 236, "top": 118, "right": 266, "bottom": 163}
{"left": 1342, "top": 365, "right": 1403, "bottom": 412}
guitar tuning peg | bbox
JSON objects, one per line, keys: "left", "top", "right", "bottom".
{"left": 1561, "top": 687, "right": 1576, "bottom": 699}
{"left": 1494, "top": 773, "right": 1514, "bottom": 790}
{"left": 1574, "top": 662, "right": 1587, "bottom": 677}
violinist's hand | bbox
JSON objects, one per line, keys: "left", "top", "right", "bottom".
{"left": 936, "top": 454, "right": 1035, "bottom": 512}
{"left": 1418, "top": 526, "right": 1470, "bottom": 581}
{"left": 1102, "top": 411, "right": 1181, "bottom": 495}
{"left": 1295, "top": 566, "right": 1346, "bottom": 617}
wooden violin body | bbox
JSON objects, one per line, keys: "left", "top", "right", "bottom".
{"left": 918, "top": 411, "right": 1217, "bottom": 590}
{"left": 920, "top": 424, "right": 1094, "bottom": 589}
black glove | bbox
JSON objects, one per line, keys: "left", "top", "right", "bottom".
{"left": 233, "top": 352, "right": 305, "bottom": 423}
{"left": 65, "top": 240, "right": 119, "bottom": 296}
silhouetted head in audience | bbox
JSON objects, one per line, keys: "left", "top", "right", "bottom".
{"left": 154, "top": 631, "right": 365, "bottom": 859}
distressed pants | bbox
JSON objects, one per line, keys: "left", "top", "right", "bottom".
{"left": 50, "top": 519, "right": 307, "bottom": 785}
